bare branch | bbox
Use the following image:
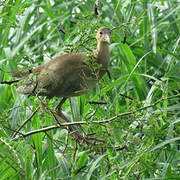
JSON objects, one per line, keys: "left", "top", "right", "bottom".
{"left": 12, "top": 107, "right": 40, "bottom": 138}
{"left": 12, "top": 93, "right": 180, "bottom": 141}
{"left": 99, "top": 93, "right": 180, "bottom": 124}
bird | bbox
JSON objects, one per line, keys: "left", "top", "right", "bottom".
{"left": 2, "top": 27, "right": 111, "bottom": 111}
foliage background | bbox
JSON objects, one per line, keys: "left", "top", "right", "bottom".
{"left": 0, "top": 0, "right": 180, "bottom": 179}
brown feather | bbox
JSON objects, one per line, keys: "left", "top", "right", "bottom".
{"left": 15, "top": 27, "right": 111, "bottom": 98}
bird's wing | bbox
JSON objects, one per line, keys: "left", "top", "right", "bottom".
{"left": 16, "top": 53, "right": 89, "bottom": 97}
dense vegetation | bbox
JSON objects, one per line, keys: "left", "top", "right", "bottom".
{"left": 0, "top": 0, "right": 180, "bottom": 179}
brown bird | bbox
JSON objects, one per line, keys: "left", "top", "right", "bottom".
{"left": 3, "top": 27, "right": 111, "bottom": 110}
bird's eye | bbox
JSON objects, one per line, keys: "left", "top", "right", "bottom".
{"left": 99, "top": 31, "right": 103, "bottom": 35}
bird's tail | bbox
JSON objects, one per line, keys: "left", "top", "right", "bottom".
{"left": 11, "top": 69, "right": 32, "bottom": 78}
{"left": 0, "top": 69, "right": 35, "bottom": 95}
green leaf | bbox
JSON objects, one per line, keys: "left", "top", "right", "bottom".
{"left": 86, "top": 154, "right": 107, "bottom": 180}
{"left": 77, "top": 151, "right": 90, "bottom": 169}
{"left": 145, "top": 137, "right": 180, "bottom": 153}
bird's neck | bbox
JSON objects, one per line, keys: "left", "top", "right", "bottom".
{"left": 94, "top": 42, "right": 110, "bottom": 69}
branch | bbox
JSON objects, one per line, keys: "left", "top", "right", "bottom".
{"left": 12, "top": 93, "right": 180, "bottom": 140}
{"left": 0, "top": 154, "right": 25, "bottom": 178}
{"left": 12, "top": 107, "right": 40, "bottom": 138}
{"left": 0, "top": 80, "right": 20, "bottom": 85}
{"left": 12, "top": 125, "right": 60, "bottom": 140}
{"left": 99, "top": 93, "right": 180, "bottom": 124}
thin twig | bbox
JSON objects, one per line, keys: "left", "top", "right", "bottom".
{"left": 12, "top": 93, "right": 180, "bottom": 141}
{"left": 0, "top": 154, "right": 25, "bottom": 178}
{"left": 122, "top": 30, "right": 127, "bottom": 44}
{"left": 89, "top": 101, "right": 107, "bottom": 105}
{"left": 62, "top": 132, "right": 69, "bottom": 154}
{"left": 119, "top": 93, "right": 141, "bottom": 104}
{"left": 85, "top": 137, "right": 105, "bottom": 143}
{"left": 100, "top": 93, "right": 180, "bottom": 124}
{"left": 39, "top": 98, "right": 65, "bottom": 127}
{"left": 11, "top": 107, "right": 40, "bottom": 139}
{"left": 2, "top": 125, "right": 24, "bottom": 136}
{"left": 75, "top": 165, "right": 87, "bottom": 175}
{"left": 73, "top": 140, "right": 78, "bottom": 164}
{"left": 0, "top": 80, "right": 20, "bottom": 85}
{"left": 111, "top": 23, "right": 129, "bottom": 31}
{"left": 38, "top": 98, "right": 94, "bottom": 144}
{"left": 106, "top": 70, "right": 112, "bottom": 80}
{"left": 0, "top": 67, "right": 7, "bottom": 73}
{"left": 12, "top": 125, "right": 60, "bottom": 140}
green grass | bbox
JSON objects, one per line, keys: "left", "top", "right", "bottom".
{"left": 0, "top": 0, "right": 180, "bottom": 179}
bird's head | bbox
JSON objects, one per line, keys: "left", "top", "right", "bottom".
{"left": 96, "top": 27, "right": 111, "bottom": 44}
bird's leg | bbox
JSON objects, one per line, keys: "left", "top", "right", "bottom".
{"left": 55, "top": 97, "right": 83, "bottom": 143}
{"left": 55, "top": 97, "right": 78, "bottom": 133}
{"left": 55, "top": 97, "right": 105, "bottom": 145}
{"left": 56, "top": 97, "right": 67, "bottom": 114}
{"left": 55, "top": 97, "right": 73, "bottom": 131}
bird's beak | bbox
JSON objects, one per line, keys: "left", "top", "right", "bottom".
{"left": 103, "top": 33, "right": 110, "bottom": 43}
